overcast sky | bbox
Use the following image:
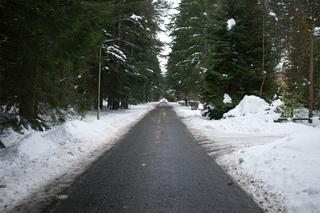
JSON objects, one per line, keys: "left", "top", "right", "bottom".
{"left": 157, "top": 0, "right": 180, "bottom": 73}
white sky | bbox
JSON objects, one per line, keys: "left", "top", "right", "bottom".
{"left": 157, "top": 0, "right": 180, "bottom": 73}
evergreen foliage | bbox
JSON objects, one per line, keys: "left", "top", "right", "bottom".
{"left": 202, "top": 0, "right": 276, "bottom": 119}
{"left": 1, "top": 0, "right": 319, "bottom": 129}
{"left": 268, "top": 0, "right": 320, "bottom": 119}
{"left": 166, "top": 0, "right": 276, "bottom": 119}
{"left": 165, "top": 0, "right": 210, "bottom": 103}
{"left": 0, "top": 0, "right": 164, "bottom": 130}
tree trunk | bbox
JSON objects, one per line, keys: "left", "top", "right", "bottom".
{"left": 112, "top": 100, "right": 119, "bottom": 110}
{"left": 308, "top": 28, "right": 314, "bottom": 123}
{"left": 121, "top": 99, "right": 129, "bottom": 109}
{"left": 259, "top": 0, "right": 266, "bottom": 97}
{"left": 20, "top": 53, "right": 38, "bottom": 122}
{"left": 108, "top": 96, "right": 113, "bottom": 109}
{"left": 99, "top": 91, "right": 103, "bottom": 109}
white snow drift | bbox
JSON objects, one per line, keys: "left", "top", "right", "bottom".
{"left": 221, "top": 128, "right": 320, "bottom": 213}
{"left": 0, "top": 103, "right": 156, "bottom": 212}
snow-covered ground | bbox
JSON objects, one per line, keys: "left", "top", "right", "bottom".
{"left": 0, "top": 103, "right": 156, "bottom": 212}
{"left": 173, "top": 96, "right": 320, "bottom": 213}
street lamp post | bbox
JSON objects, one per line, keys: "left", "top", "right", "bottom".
{"left": 97, "top": 46, "right": 102, "bottom": 120}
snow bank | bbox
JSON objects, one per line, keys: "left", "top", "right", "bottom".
{"left": 173, "top": 96, "right": 320, "bottom": 213}
{"left": 0, "top": 103, "right": 156, "bottom": 212}
{"left": 176, "top": 96, "right": 305, "bottom": 137}
{"left": 220, "top": 128, "right": 320, "bottom": 213}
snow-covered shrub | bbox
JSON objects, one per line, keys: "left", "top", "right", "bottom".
{"left": 201, "top": 101, "right": 234, "bottom": 120}
{"left": 200, "top": 93, "right": 235, "bottom": 119}
{"left": 200, "top": 104, "right": 214, "bottom": 119}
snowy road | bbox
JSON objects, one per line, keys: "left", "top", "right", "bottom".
{"left": 39, "top": 103, "right": 262, "bottom": 213}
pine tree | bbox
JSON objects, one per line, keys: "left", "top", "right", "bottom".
{"left": 202, "top": 0, "right": 276, "bottom": 119}
{"left": 0, "top": 0, "right": 164, "bottom": 131}
{"left": 0, "top": 0, "right": 95, "bottom": 128}
{"left": 269, "top": 0, "right": 320, "bottom": 121}
{"left": 166, "top": 0, "right": 211, "bottom": 104}
{"left": 101, "top": 0, "right": 163, "bottom": 109}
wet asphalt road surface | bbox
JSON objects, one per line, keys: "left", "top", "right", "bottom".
{"left": 43, "top": 103, "right": 263, "bottom": 213}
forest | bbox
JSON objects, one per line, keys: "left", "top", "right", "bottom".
{"left": 1, "top": 0, "right": 320, "bottom": 132}
{"left": 165, "top": 0, "right": 320, "bottom": 120}
{"left": 0, "top": 0, "right": 165, "bottom": 131}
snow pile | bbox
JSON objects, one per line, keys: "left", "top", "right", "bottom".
{"left": 175, "top": 97, "right": 305, "bottom": 137}
{"left": 0, "top": 103, "right": 156, "bottom": 212}
{"left": 219, "top": 128, "right": 320, "bottom": 213}
{"left": 224, "top": 95, "right": 282, "bottom": 121}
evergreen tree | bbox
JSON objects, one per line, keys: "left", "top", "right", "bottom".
{"left": 166, "top": 0, "right": 211, "bottom": 103}
{"left": 0, "top": 0, "right": 96, "bottom": 128}
{"left": 0, "top": 0, "right": 164, "bottom": 131}
{"left": 101, "top": 0, "right": 163, "bottom": 109}
{"left": 201, "top": 0, "right": 276, "bottom": 119}
{"left": 269, "top": 0, "right": 320, "bottom": 120}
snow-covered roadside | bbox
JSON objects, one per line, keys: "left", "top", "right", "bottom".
{"left": 173, "top": 97, "right": 320, "bottom": 213}
{"left": 220, "top": 129, "right": 320, "bottom": 213}
{"left": 0, "top": 103, "right": 156, "bottom": 212}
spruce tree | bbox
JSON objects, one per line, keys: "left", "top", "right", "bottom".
{"left": 269, "top": 0, "right": 320, "bottom": 120}
{"left": 166, "top": 0, "right": 211, "bottom": 103}
{"left": 202, "top": 0, "right": 276, "bottom": 119}
{"left": 0, "top": 0, "right": 164, "bottom": 131}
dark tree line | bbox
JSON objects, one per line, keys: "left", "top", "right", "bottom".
{"left": 0, "top": 0, "right": 165, "bottom": 130}
{"left": 165, "top": 0, "right": 320, "bottom": 120}
{"left": 268, "top": 0, "right": 320, "bottom": 121}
